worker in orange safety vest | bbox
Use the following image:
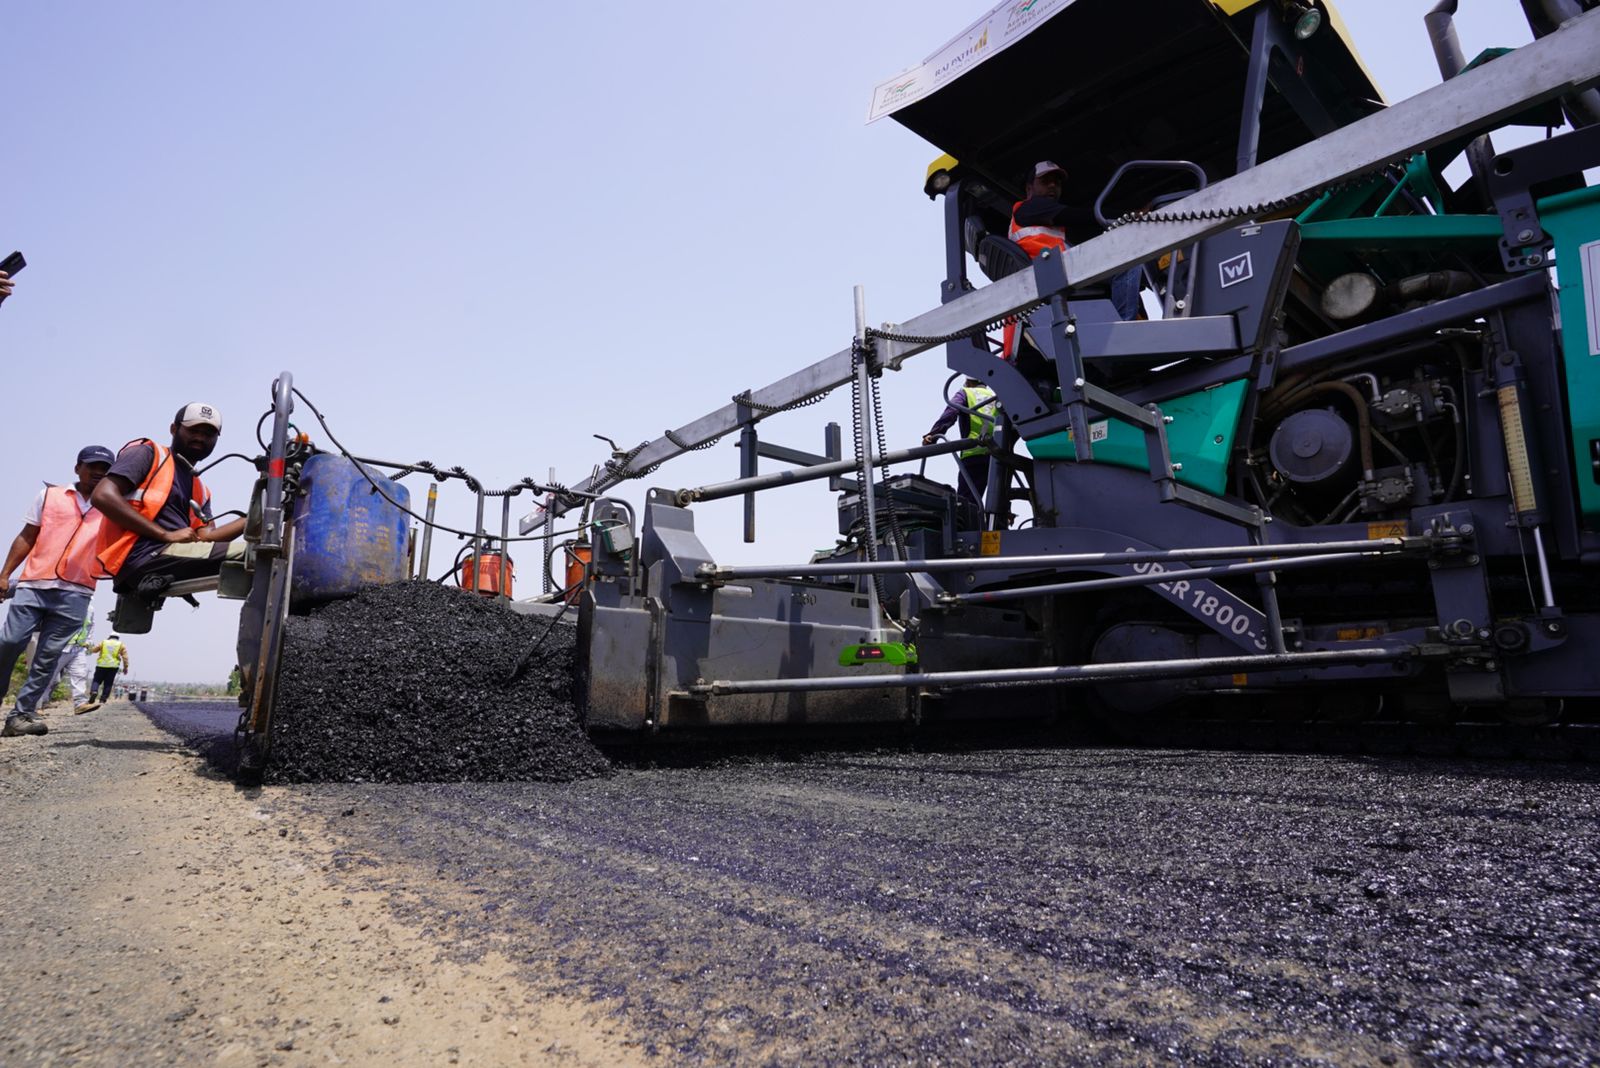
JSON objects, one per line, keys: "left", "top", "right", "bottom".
{"left": 0, "top": 445, "right": 115, "bottom": 737}
{"left": 1002, "top": 160, "right": 1142, "bottom": 360}
{"left": 92, "top": 403, "right": 246, "bottom": 597}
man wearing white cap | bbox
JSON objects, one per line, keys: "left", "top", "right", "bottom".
{"left": 1009, "top": 160, "right": 1142, "bottom": 322}
{"left": 92, "top": 402, "right": 246, "bottom": 596}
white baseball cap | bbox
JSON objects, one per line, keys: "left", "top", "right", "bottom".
{"left": 175, "top": 402, "right": 223, "bottom": 431}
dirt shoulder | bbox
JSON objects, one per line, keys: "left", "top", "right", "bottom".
{"left": 0, "top": 700, "right": 647, "bottom": 1068}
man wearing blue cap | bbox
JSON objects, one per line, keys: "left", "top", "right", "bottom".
{"left": 0, "top": 446, "right": 114, "bottom": 737}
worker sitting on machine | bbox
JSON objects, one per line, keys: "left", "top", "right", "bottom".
{"left": 92, "top": 403, "right": 246, "bottom": 597}
{"left": 923, "top": 377, "right": 999, "bottom": 511}
{"left": 1005, "top": 160, "right": 1142, "bottom": 351}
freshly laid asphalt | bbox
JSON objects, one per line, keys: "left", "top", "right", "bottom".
{"left": 140, "top": 700, "right": 1600, "bottom": 1066}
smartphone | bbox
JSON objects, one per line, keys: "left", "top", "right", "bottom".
{"left": 0, "top": 251, "right": 22, "bottom": 306}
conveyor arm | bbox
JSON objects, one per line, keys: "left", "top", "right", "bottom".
{"left": 521, "top": 9, "right": 1600, "bottom": 535}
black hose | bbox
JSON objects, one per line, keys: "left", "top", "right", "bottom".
{"left": 504, "top": 600, "right": 572, "bottom": 684}
{"left": 196, "top": 452, "right": 256, "bottom": 476}
{"left": 285, "top": 387, "right": 602, "bottom": 545}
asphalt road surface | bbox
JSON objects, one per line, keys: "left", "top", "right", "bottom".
{"left": 128, "top": 700, "right": 1600, "bottom": 1066}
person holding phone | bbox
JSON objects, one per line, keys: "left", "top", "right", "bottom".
{"left": 0, "top": 250, "right": 25, "bottom": 305}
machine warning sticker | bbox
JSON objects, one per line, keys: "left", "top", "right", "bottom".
{"left": 1065, "top": 420, "right": 1110, "bottom": 444}
{"left": 1218, "top": 251, "right": 1254, "bottom": 288}
{"left": 1336, "top": 626, "right": 1385, "bottom": 641}
{"left": 979, "top": 531, "right": 1002, "bottom": 556}
{"left": 1582, "top": 238, "right": 1600, "bottom": 356}
{"left": 1366, "top": 521, "right": 1407, "bottom": 540}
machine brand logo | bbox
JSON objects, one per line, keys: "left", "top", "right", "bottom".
{"left": 1218, "top": 251, "right": 1253, "bottom": 289}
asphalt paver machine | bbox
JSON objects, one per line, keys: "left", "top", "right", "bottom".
{"left": 182, "top": 1, "right": 1600, "bottom": 763}
{"left": 520, "top": 0, "right": 1600, "bottom": 737}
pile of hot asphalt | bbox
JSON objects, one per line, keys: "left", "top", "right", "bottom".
{"left": 265, "top": 581, "right": 611, "bottom": 784}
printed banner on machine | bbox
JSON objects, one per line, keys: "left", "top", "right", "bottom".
{"left": 867, "top": 0, "right": 1075, "bottom": 123}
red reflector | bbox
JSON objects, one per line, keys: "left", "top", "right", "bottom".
{"left": 267, "top": 457, "right": 286, "bottom": 478}
{"left": 859, "top": 647, "right": 884, "bottom": 660}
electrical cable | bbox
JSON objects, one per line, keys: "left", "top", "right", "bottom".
{"left": 504, "top": 599, "right": 572, "bottom": 683}
{"left": 865, "top": 307, "right": 1045, "bottom": 349}
{"left": 281, "top": 387, "right": 607, "bottom": 545}
{"left": 196, "top": 453, "right": 256, "bottom": 476}
{"left": 850, "top": 339, "right": 891, "bottom": 610}
{"left": 870, "top": 370, "right": 909, "bottom": 566}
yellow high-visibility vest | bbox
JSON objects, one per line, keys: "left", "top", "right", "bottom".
{"left": 96, "top": 639, "right": 124, "bottom": 669}
{"left": 961, "top": 386, "right": 998, "bottom": 458}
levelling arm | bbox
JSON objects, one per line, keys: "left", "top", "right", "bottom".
{"left": 522, "top": 10, "right": 1600, "bottom": 535}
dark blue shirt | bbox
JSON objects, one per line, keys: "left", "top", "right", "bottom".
{"left": 105, "top": 442, "right": 214, "bottom": 569}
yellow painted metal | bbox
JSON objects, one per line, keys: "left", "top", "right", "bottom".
{"left": 1498, "top": 385, "right": 1540, "bottom": 515}
{"left": 1320, "top": 2, "right": 1386, "bottom": 102}
{"left": 1208, "top": 1, "right": 1387, "bottom": 104}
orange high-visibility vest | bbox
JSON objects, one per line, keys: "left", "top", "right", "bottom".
{"left": 18, "top": 486, "right": 105, "bottom": 590}
{"left": 1003, "top": 200, "right": 1069, "bottom": 359}
{"left": 1007, "top": 199, "right": 1067, "bottom": 259}
{"left": 96, "top": 440, "right": 211, "bottom": 577}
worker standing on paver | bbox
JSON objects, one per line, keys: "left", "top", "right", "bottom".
{"left": 80, "top": 634, "right": 129, "bottom": 712}
{"left": 0, "top": 446, "right": 114, "bottom": 738}
{"left": 923, "top": 377, "right": 999, "bottom": 507}
{"left": 92, "top": 403, "right": 246, "bottom": 596}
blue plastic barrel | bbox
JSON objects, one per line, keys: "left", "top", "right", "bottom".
{"left": 289, "top": 454, "right": 411, "bottom": 609}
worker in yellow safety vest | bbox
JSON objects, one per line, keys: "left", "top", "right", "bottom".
{"left": 923, "top": 378, "right": 999, "bottom": 507}
{"left": 78, "top": 634, "right": 130, "bottom": 714}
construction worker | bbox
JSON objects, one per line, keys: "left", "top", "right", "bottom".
{"left": 1008, "top": 160, "right": 1142, "bottom": 327}
{"left": 923, "top": 377, "right": 999, "bottom": 506}
{"left": 47, "top": 609, "right": 96, "bottom": 711}
{"left": 83, "top": 633, "right": 129, "bottom": 709}
{"left": 82, "top": 634, "right": 129, "bottom": 710}
{"left": 92, "top": 403, "right": 247, "bottom": 597}
{"left": 0, "top": 445, "right": 114, "bottom": 737}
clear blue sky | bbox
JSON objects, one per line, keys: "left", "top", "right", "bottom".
{"left": 2, "top": 2, "right": 1544, "bottom": 683}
